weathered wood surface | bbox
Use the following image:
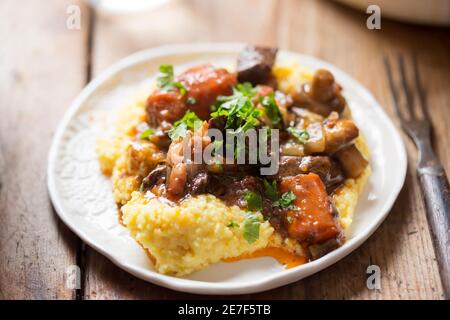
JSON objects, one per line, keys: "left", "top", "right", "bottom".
{"left": 0, "top": 0, "right": 89, "bottom": 299}
{"left": 1, "top": 0, "right": 449, "bottom": 299}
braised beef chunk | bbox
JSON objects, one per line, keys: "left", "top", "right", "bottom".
{"left": 237, "top": 46, "right": 278, "bottom": 86}
{"left": 299, "top": 157, "right": 345, "bottom": 193}
{"left": 275, "top": 156, "right": 345, "bottom": 194}
{"left": 308, "top": 238, "right": 341, "bottom": 260}
{"left": 146, "top": 64, "right": 236, "bottom": 126}
{"left": 188, "top": 171, "right": 210, "bottom": 194}
{"left": 292, "top": 69, "right": 346, "bottom": 116}
{"left": 146, "top": 91, "right": 186, "bottom": 127}
{"left": 211, "top": 175, "right": 264, "bottom": 208}
{"left": 209, "top": 174, "right": 288, "bottom": 237}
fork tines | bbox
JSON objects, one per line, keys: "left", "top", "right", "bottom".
{"left": 384, "top": 53, "right": 430, "bottom": 124}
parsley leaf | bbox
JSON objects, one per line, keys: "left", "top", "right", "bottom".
{"left": 168, "top": 111, "right": 201, "bottom": 140}
{"left": 273, "top": 191, "right": 298, "bottom": 210}
{"left": 243, "top": 212, "right": 261, "bottom": 244}
{"left": 174, "top": 110, "right": 201, "bottom": 128}
{"left": 244, "top": 191, "right": 263, "bottom": 212}
{"left": 227, "top": 221, "right": 239, "bottom": 229}
{"left": 260, "top": 93, "right": 281, "bottom": 126}
{"left": 263, "top": 179, "right": 278, "bottom": 201}
{"left": 168, "top": 122, "right": 188, "bottom": 140}
{"left": 235, "top": 82, "right": 255, "bottom": 97}
{"left": 140, "top": 128, "right": 154, "bottom": 140}
{"left": 157, "top": 64, "right": 174, "bottom": 88}
{"left": 156, "top": 64, "right": 187, "bottom": 96}
{"left": 211, "top": 82, "right": 261, "bottom": 133}
{"left": 287, "top": 127, "right": 310, "bottom": 144}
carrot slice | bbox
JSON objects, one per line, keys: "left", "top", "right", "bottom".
{"left": 279, "top": 173, "right": 339, "bottom": 244}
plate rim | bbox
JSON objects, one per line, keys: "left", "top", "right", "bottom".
{"left": 47, "top": 42, "right": 407, "bottom": 295}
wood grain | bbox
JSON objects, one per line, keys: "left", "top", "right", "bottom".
{"left": 0, "top": 0, "right": 89, "bottom": 299}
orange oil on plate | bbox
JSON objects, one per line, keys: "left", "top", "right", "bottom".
{"left": 223, "top": 247, "right": 307, "bottom": 269}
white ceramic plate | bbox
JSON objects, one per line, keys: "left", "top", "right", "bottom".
{"left": 48, "top": 43, "right": 407, "bottom": 295}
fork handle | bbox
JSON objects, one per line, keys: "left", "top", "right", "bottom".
{"left": 418, "top": 167, "right": 450, "bottom": 299}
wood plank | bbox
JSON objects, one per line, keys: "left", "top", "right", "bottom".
{"left": 84, "top": 0, "right": 447, "bottom": 299}
{"left": 0, "top": 0, "right": 89, "bottom": 299}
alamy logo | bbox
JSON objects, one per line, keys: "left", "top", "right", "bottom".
{"left": 366, "top": 5, "right": 381, "bottom": 30}
{"left": 66, "top": 5, "right": 81, "bottom": 30}
{"left": 366, "top": 264, "right": 381, "bottom": 290}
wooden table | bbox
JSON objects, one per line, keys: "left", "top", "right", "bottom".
{"left": 1, "top": 0, "right": 449, "bottom": 300}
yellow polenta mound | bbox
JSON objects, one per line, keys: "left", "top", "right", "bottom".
{"left": 122, "top": 193, "right": 274, "bottom": 276}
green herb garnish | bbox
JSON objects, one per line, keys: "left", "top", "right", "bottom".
{"left": 227, "top": 221, "right": 239, "bottom": 229}
{"left": 211, "top": 82, "right": 261, "bottom": 133}
{"left": 263, "top": 179, "right": 278, "bottom": 201}
{"left": 168, "top": 123, "right": 188, "bottom": 140}
{"left": 273, "top": 191, "right": 298, "bottom": 210}
{"left": 140, "top": 128, "right": 154, "bottom": 140}
{"left": 168, "top": 111, "right": 201, "bottom": 140}
{"left": 260, "top": 93, "right": 281, "bottom": 126}
{"left": 287, "top": 127, "right": 310, "bottom": 144}
{"left": 244, "top": 191, "right": 263, "bottom": 212}
{"left": 157, "top": 64, "right": 187, "bottom": 96}
{"left": 174, "top": 110, "right": 201, "bottom": 128}
{"left": 243, "top": 212, "right": 261, "bottom": 244}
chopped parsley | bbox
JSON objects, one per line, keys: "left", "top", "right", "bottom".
{"left": 211, "top": 82, "right": 261, "bottom": 133}
{"left": 273, "top": 191, "right": 298, "bottom": 210}
{"left": 140, "top": 128, "right": 154, "bottom": 140}
{"left": 227, "top": 221, "right": 239, "bottom": 229}
{"left": 168, "top": 111, "right": 201, "bottom": 140}
{"left": 287, "top": 127, "right": 310, "bottom": 144}
{"left": 260, "top": 93, "right": 281, "bottom": 126}
{"left": 168, "top": 124, "right": 187, "bottom": 140}
{"left": 263, "top": 179, "right": 278, "bottom": 202}
{"left": 243, "top": 212, "right": 261, "bottom": 244}
{"left": 157, "top": 64, "right": 187, "bottom": 96}
{"left": 244, "top": 191, "right": 263, "bottom": 212}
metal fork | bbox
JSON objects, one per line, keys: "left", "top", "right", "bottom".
{"left": 384, "top": 53, "right": 450, "bottom": 299}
